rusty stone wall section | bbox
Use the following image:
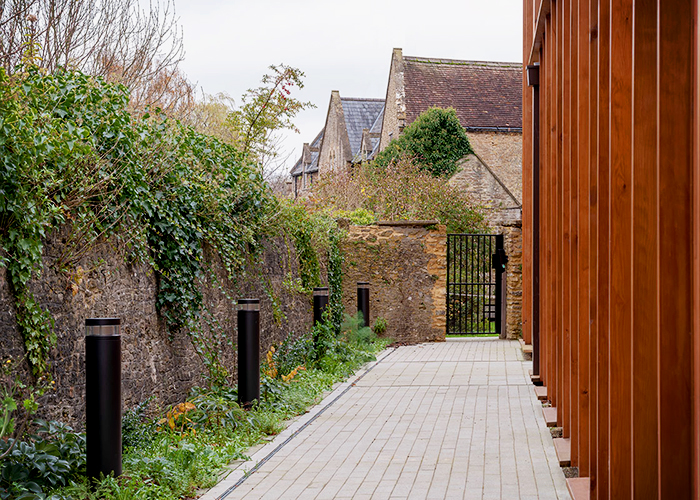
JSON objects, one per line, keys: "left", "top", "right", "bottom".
{"left": 502, "top": 221, "right": 523, "bottom": 340}
{"left": 449, "top": 154, "right": 522, "bottom": 226}
{"left": 339, "top": 222, "right": 446, "bottom": 343}
{"left": 0, "top": 232, "right": 313, "bottom": 429}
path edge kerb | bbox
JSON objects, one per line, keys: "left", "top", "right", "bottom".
{"left": 199, "top": 346, "right": 398, "bottom": 500}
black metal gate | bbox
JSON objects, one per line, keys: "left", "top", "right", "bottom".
{"left": 447, "top": 234, "right": 507, "bottom": 335}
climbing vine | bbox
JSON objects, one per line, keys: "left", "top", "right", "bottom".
{"left": 0, "top": 67, "right": 270, "bottom": 379}
{"left": 0, "top": 63, "right": 345, "bottom": 395}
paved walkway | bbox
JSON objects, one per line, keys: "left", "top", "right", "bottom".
{"left": 202, "top": 339, "right": 570, "bottom": 500}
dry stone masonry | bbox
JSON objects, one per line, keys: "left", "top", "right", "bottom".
{"left": 0, "top": 232, "right": 313, "bottom": 429}
{"left": 339, "top": 222, "right": 447, "bottom": 343}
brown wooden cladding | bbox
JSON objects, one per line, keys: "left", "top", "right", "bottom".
{"left": 522, "top": 0, "right": 700, "bottom": 497}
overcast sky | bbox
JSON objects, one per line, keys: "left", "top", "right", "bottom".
{"left": 175, "top": 0, "right": 523, "bottom": 173}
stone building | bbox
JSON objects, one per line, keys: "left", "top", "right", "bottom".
{"left": 291, "top": 91, "right": 384, "bottom": 195}
{"left": 378, "top": 48, "right": 523, "bottom": 338}
{"left": 290, "top": 129, "right": 323, "bottom": 198}
{"left": 290, "top": 49, "right": 524, "bottom": 337}
{"left": 380, "top": 48, "right": 523, "bottom": 226}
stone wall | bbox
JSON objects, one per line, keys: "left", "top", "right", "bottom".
{"left": 379, "top": 48, "right": 406, "bottom": 151}
{"left": 339, "top": 221, "right": 447, "bottom": 343}
{"left": 0, "top": 220, "right": 457, "bottom": 428}
{"left": 449, "top": 154, "right": 521, "bottom": 227}
{"left": 317, "top": 90, "right": 352, "bottom": 176}
{"left": 502, "top": 221, "right": 523, "bottom": 339}
{"left": 0, "top": 231, "right": 313, "bottom": 429}
{"left": 466, "top": 131, "right": 523, "bottom": 204}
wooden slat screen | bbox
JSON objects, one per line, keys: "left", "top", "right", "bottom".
{"left": 522, "top": 0, "right": 700, "bottom": 497}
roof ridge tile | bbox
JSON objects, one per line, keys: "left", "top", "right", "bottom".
{"left": 404, "top": 55, "right": 521, "bottom": 69}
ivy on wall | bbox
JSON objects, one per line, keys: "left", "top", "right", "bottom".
{"left": 0, "top": 67, "right": 269, "bottom": 378}
{"left": 0, "top": 66, "right": 346, "bottom": 385}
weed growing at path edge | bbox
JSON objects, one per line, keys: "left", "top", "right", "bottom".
{"left": 1, "top": 329, "right": 390, "bottom": 500}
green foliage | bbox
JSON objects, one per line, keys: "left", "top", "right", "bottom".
{"left": 0, "top": 420, "right": 86, "bottom": 500}
{"left": 331, "top": 208, "right": 377, "bottom": 225}
{"left": 341, "top": 312, "right": 376, "bottom": 345}
{"left": 0, "top": 67, "right": 271, "bottom": 381}
{"left": 327, "top": 230, "right": 344, "bottom": 334}
{"left": 188, "top": 388, "right": 246, "bottom": 432}
{"left": 373, "top": 107, "right": 472, "bottom": 177}
{"left": 273, "top": 201, "right": 324, "bottom": 292}
{"left": 1, "top": 355, "right": 51, "bottom": 459}
{"left": 311, "top": 317, "right": 337, "bottom": 362}
{"left": 226, "top": 64, "right": 315, "bottom": 166}
{"left": 373, "top": 316, "right": 388, "bottom": 336}
{"left": 122, "top": 397, "right": 157, "bottom": 452}
{"left": 0, "top": 66, "right": 118, "bottom": 376}
{"left": 273, "top": 332, "right": 315, "bottom": 378}
{"left": 271, "top": 200, "right": 342, "bottom": 295}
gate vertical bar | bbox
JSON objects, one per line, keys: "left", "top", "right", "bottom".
{"left": 465, "top": 235, "right": 468, "bottom": 334}
{"left": 477, "top": 235, "right": 481, "bottom": 332}
{"left": 468, "top": 235, "right": 472, "bottom": 334}
{"left": 495, "top": 234, "right": 504, "bottom": 335}
{"left": 447, "top": 235, "right": 451, "bottom": 335}
{"left": 491, "top": 236, "right": 505, "bottom": 334}
{"left": 485, "top": 236, "right": 498, "bottom": 333}
{"left": 478, "top": 235, "right": 482, "bottom": 332}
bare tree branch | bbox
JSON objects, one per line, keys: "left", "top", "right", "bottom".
{"left": 0, "top": 0, "right": 188, "bottom": 111}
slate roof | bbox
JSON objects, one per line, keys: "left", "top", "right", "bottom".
{"left": 290, "top": 158, "right": 303, "bottom": 176}
{"left": 367, "top": 106, "right": 384, "bottom": 159}
{"left": 340, "top": 98, "right": 385, "bottom": 157}
{"left": 403, "top": 56, "right": 522, "bottom": 131}
{"left": 291, "top": 129, "right": 324, "bottom": 176}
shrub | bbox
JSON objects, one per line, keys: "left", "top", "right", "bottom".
{"left": 122, "top": 397, "right": 157, "bottom": 451}
{"left": 373, "top": 317, "right": 388, "bottom": 336}
{"left": 332, "top": 208, "right": 377, "bottom": 225}
{"left": 274, "top": 331, "right": 315, "bottom": 378}
{"left": 373, "top": 107, "right": 472, "bottom": 177}
{"left": 0, "top": 420, "right": 86, "bottom": 500}
{"left": 312, "top": 156, "right": 486, "bottom": 233}
{"left": 341, "top": 312, "right": 376, "bottom": 346}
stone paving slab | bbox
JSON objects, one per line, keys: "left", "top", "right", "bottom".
{"left": 200, "top": 339, "right": 571, "bottom": 500}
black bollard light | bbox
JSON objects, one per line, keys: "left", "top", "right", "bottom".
{"left": 85, "top": 318, "right": 122, "bottom": 480}
{"left": 237, "top": 299, "right": 260, "bottom": 408}
{"left": 357, "top": 282, "right": 370, "bottom": 328}
{"left": 313, "top": 287, "right": 329, "bottom": 325}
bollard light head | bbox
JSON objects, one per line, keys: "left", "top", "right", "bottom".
{"left": 237, "top": 298, "right": 260, "bottom": 311}
{"left": 85, "top": 318, "right": 121, "bottom": 337}
{"left": 313, "top": 287, "right": 329, "bottom": 297}
{"left": 357, "top": 282, "right": 369, "bottom": 289}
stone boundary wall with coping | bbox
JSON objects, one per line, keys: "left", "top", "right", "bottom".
{"left": 0, "top": 221, "right": 458, "bottom": 428}
{"left": 339, "top": 221, "right": 447, "bottom": 343}
{"left": 0, "top": 232, "right": 313, "bottom": 429}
